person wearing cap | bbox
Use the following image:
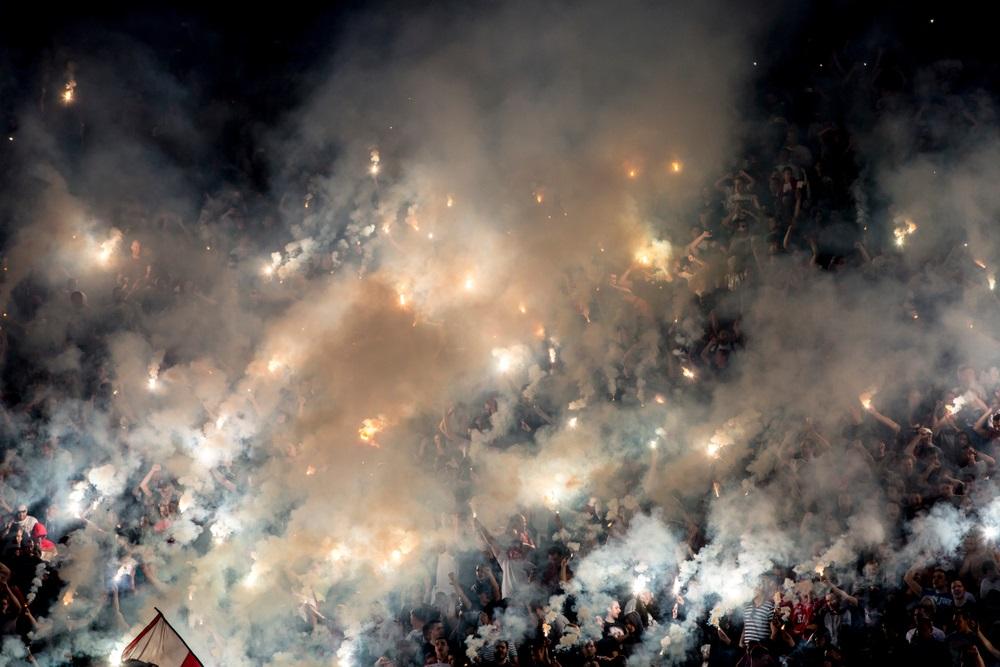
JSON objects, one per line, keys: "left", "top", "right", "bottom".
{"left": 4, "top": 504, "right": 38, "bottom": 539}
{"left": 30, "top": 522, "right": 58, "bottom": 561}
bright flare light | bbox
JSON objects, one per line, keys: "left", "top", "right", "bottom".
{"left": 984, "top": 525, "right": 1000, "bottom": 541}
{"left": 859, "top": 391, "right": 874, "bottom": 411}
{"left": 893, "top": 218, "right": 917, "bottom": 247}
{"left": 947, "top": 396, "right": 968, "bottom": 416}
{"left": 369, "top": 149, "right": 381, "bottom": 176}
{"left": 670, "top": 160, "right": 683, "bottom": 174}
{"left": 359, "top": 417, "right": 385, "bottom": 446}
{"left": 463, "top": 276, "right": 475, "bottom": 291}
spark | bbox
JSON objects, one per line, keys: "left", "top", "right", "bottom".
{"left": 534, "top": 191, "right": 544, "bottom": 204}
{"left": 682, "top": 367, "right": 696, "bottom": 380}
{"left": 518, "top": 303, "right": 527, "bottom": 314}
{"left": 95, "top": 229, "right": 123, "bottom": 267}
{"left": 990, "top": 274, "right": 997, "bottom": 291}
{"left": 463, "top": 275, "right": 475, "bottom": 291}
{"left": 62, "top": 589, "right": 75, "bottom": 606}
{"left": 62, "top": 81, "right": 76, "bottom": 104}
{"left": 984, "top": 525, "right": 999, "bottom": 541}
{"left": 399, "top": 293, "right": 408, "bottom": 307}
{"left": 369, "top": 149, "right": 381, "bottom": 176}
{"left": 567, "top": 417, "right": 578, "bottom": 429}
{"left": 648, "top": 439, "right": 658, "bottom": 450}
{"left": 305, "top": 465, "right": 316, "bottom": 476}
{"left": 108, "top": 642, "right": 127, "bottom": 667}
{"left": 859, "top": 391, "right": 874, "bottom": 411}
{"left": 627, "top": 167, "right": 638, "bottom": 179}
{"left": 947, "top": 396, "right": 968, "bottom": 416}
{"left": 893, "top": 218, "right": 917, "bottom": 247}
{"left": 975, "top": 259, "right": 988, "bottom": 270}
{"left": 497, "top": 354, "right": 513, "bottom": 374}
{"left": 446, "top": 195, "right": 454, "bottom": 208}
{"left": 548, "top": 347, "right": 557, "bottom": 365}
{"left": 815, "top": 563, "right": 826, "bottom": 577}
{"left": 263, "top": 264, "right": 275, "bottom": 277}
{"left": 670, "top": 160, "right": 683, "bottom": 174}
{"left": 654, "top": 394, "right": 666, "bottom": 404}
{"left": 267, "top": 357, "right": 283, "bottom": 374}
{"left": 147, "top": 376, "right": 158, "bottom": 391}
{"left": 712, "top": 481, "right": 720, "bottom": 497}
{"left": 359, "top": 417, "right": 385, "bottom": 446}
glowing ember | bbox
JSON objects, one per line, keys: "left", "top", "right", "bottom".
{"left": 893, "top": 218, "right": 917, "bottom": 247}
{"left": 359, "top": 417, "right": 386, "bottom": 446}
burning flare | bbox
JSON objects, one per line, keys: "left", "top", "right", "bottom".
{"left": 359, "top": 417, "right": 386, "bottom": 446}
{"left": 893, "top": 218, "right": 917, "bottom": 247}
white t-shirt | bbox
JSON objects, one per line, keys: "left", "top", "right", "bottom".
{"left": 13, "top": 515, "right": 38, "bottom": 535}
{"left": 431, "top": 550, "right": 457, "bottom": 601}
{"left": 491, "top": 545, "right": 533, "bottom": 600}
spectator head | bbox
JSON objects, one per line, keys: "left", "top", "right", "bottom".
{"left": 16, "top": 504, "right": 28, "bottom": 519}
{"left": 495, "top": 640, "right": 509, "bottom": 662}
{"left": 931, "top": 569, "right": 948, "bottom": 592}
{"left": 410, "top": 607, "right": 430, "bottom": 631}
{"left": 426, "top": 621, "right": 445, "bottom": 642}
{"left": 951, "top": 580, "right": 967, "bottom": 601}
{"left": 915, "top": 614, "right": 936, "bottom": 640}
{"left": 433, "top": 638, "right": 450, "bottom": 662}
{"left": 623, "top": 611, "right": 643, "bottom": 635}
{"left": 607, "top": 600, "right": 621, "bottom": 621}
{"left": 582, "top": 640, "right": 597, "bottom": 658}
{"left": 547, "top": 545, "right": 563, "bottom": 565}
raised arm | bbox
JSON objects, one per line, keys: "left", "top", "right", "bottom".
{"left": 139, "top": 463, "right": 161, "bottom": 498}
{"left": 449, "top": 572, "right": 473, "bottom": 610}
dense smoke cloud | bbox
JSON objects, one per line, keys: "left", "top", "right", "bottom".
{"left": 2, "top": 1, "right": 1000, "bottom": 665}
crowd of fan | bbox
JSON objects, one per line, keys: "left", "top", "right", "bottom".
{"left": 359, "top": 55, "right": 1000, "bottom": 667}
{"left": 0, "top": 44, "right": 996, "bottom": 667}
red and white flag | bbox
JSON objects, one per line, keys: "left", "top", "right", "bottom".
{"left": 120, "top": 609, "right": 204, "bottom": 667}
